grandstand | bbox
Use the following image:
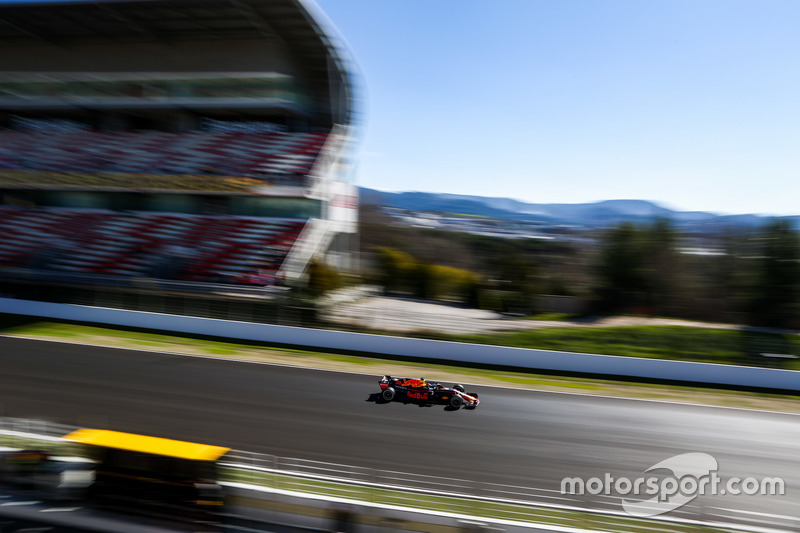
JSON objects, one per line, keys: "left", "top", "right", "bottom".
{"left": 0, "top": 0, "right": 358, "bottom": 307}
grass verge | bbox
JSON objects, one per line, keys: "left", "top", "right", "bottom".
{"left": 434, "top": 325, "right": 800, "bottom": 369}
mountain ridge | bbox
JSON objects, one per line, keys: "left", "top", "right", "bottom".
{"left": 359, "top": 187, "right": 790, "bottom": 228}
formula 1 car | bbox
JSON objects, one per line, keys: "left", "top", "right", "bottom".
{"left": 378, "top": 375, "right": 479, "bottom": 409}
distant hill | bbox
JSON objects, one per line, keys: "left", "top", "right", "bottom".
{"left": 359, "top": 187, "right": 791, "bottom": 229}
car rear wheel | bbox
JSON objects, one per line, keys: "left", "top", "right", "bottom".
{"left": 450, "top": 395, "right": 463, "bottom": 408}
{"left": 381, "top": 387, "right": 396, "bottom": 401}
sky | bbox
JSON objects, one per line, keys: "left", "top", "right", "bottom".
{"left": 315, "top": 0, "right": 800, "bottom": 216}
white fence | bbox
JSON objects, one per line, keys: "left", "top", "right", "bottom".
{"left": 2, "top": 296, "right": 799, "bottom": 391}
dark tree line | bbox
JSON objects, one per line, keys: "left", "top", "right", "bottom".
{"left": 594, "top": 218, "right": 800, "bottom": 328}
{"left": 593, "top": 219, "right": 681, "bottom": 316}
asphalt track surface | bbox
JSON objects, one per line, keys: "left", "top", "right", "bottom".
{"left": 3, "top": 336, "right": 799, "bottom": 528}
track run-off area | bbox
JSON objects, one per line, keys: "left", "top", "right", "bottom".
{"left": 2, "top": 336, "right": 799, "bottom": 529}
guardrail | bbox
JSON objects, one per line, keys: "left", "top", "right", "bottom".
{"left": 0, "top": 417, "right": 794, "bottom": 533}
{"left": 0, "top": 417, "right": 74, "bottom": 444}
{"left": 219, "top": 450, "right": 668, "bottom": 524}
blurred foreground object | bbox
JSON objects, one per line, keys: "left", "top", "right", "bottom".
{"left": 64, "top": 428, "right": 229, "bottom": 521}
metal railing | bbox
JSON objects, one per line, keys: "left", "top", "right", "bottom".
{"left": 0, "top": 417, "right": 75, "bottom": 444}
{"left": 216, "top": 450, "right": 771, "bottom": 533}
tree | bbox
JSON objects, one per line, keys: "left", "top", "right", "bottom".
{"left": 374, "top": 247, "right": 482, "bottom": 304}
{"left": 375, "top": 247, "right": 418, "bottom": 295}
{"left": 306, "top": 259, "right": 341, "bottom": 298}
{"left": 594, "top": 219, "right": 684, "bottom": 316}
{"left": 427, "top": 264, "right": 480, "bottom": 302}
{"left": 640, "top": 218, "right": 682, "bottom": 314}
{"left": 685, "top": 227, "right": 753, "bottom": 323}
{"left": 747, "top": 219, "right": 800, "bottom": 328}
{"left": 594, "top": 222, "right": 647, "bottom": 313}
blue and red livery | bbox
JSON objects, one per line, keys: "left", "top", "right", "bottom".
{"left": 378, "top": 375, "right": 479, "bottom": 410}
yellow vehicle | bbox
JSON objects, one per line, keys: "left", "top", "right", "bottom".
{"left": 64, "top": 428, "right": 229, "bottom": 520}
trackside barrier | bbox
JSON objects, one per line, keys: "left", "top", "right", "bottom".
{"left": 0, "top": 418, "right": 777, "bottom": 533}
{"left": 2, "top": 296, "right": 800, "bottom": 391}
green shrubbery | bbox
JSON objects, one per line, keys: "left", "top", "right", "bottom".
{"left": 306, "top": 259, "right": 342, "bottom": 298}
{"left": 374, "top": 246, "right": 480, "bottom": 304}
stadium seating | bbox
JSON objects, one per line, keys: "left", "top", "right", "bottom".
{"left": 0, "top": 206, "right": 305, "bottom": 285}
{"left": 0, "top": 130, "right": 328, "bottom": 181}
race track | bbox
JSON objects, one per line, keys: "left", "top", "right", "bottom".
{"left": 2, "top": 336, "right": 798, "bottom": 528}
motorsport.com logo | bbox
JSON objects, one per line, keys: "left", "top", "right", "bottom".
{"left": 560, "top": 453, "right": 785, "bottom": 517}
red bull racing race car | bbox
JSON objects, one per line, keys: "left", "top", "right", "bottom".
{"left": 378, "top": 376, "right": 479, "bottom": 409}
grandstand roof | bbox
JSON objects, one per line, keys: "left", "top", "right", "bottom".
{"left": 0, "top": 0, "right": 355, "bottom": 124}
{"left": 0, "top": 0, "right": 320, "bottom": 49}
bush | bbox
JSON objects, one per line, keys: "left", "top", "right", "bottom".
{"left": 306, "top": 259, "right": 341, "bottom": 298}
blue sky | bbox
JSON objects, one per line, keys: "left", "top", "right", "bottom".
{"left": 317, "top": 0, "right": 800, "bottom": 215}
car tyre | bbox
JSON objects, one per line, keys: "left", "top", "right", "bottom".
{"left": 450, "top": 395, "right": 463, "bottom": 408}
{"left": 381, "top": 387, "right": 396, "bottom": 401}
{"left": 453, "top": 384, "right": 465, "bottom": 393}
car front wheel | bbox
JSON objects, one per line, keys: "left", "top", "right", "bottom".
{"left": 450, "top": 395, "right": 463, "bottom": 408}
